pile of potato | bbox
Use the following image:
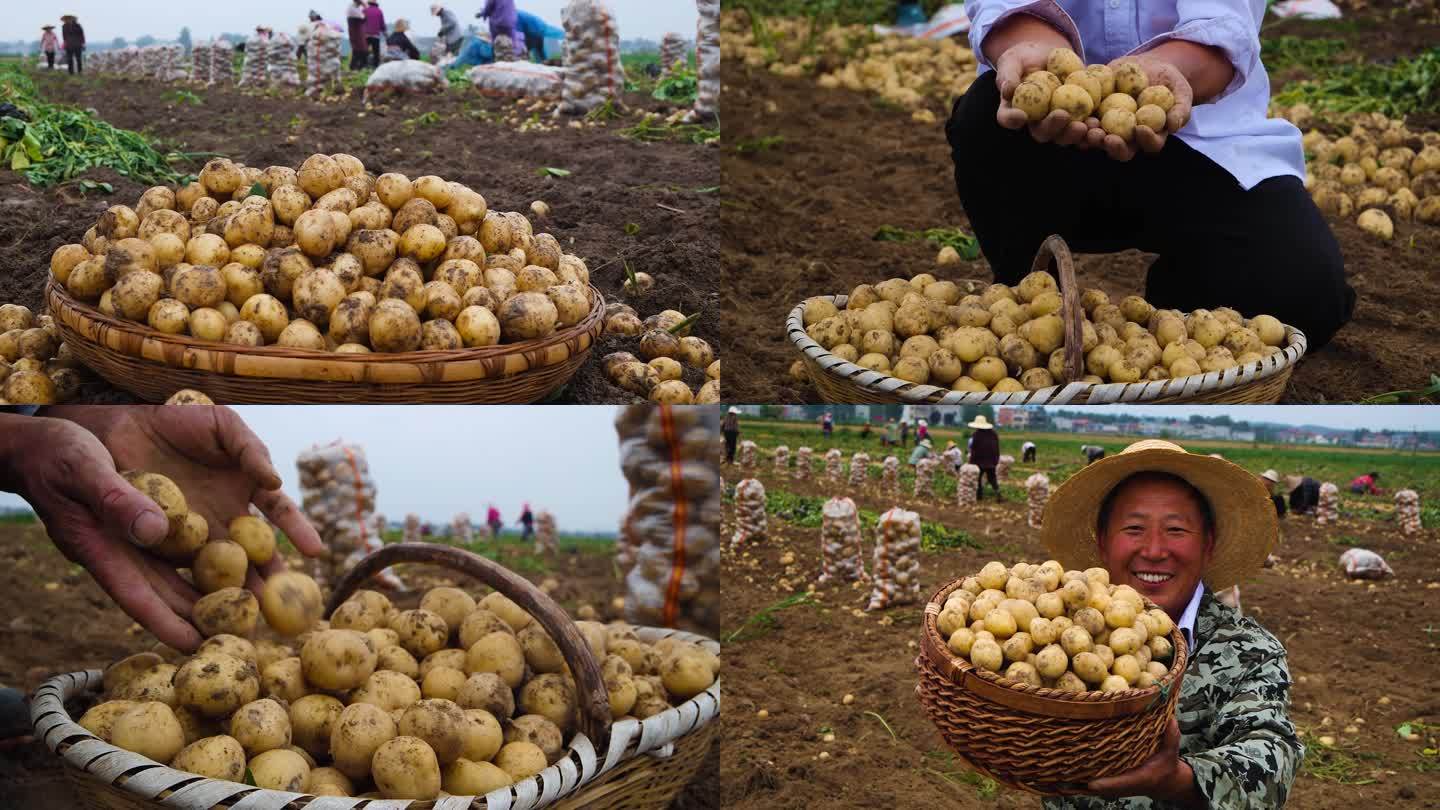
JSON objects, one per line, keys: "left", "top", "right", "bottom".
{"left": 78, "top": 475, "right": 721, "bottom": 800}
{"left": 0, "top": 302, "right": 90, "bottom": 404}
{"left": 1011, "top": 48, "right": 1177, "bottom": 143}
{"left": 48, "top": 154, "right": 597, "bottom": 356}
{"left": 1275, "top": 106, "right": 1440, "bottom": 238}
{"left": 937, "top": 561, "right": 1176, "bottom": 693}
{"left": 794, "top": 270, "right": 1290, "bottom": 392}
{"left": 600, "top": 306, "right": 720, "bottom": 404}
{"left": 720, "top": 11, "right": 978, "bottom": 114}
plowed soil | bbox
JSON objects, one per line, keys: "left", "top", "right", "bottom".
{"left": 720, "top": 453, "right": 1440, "bottom": 809}
{"left": 0, "top": 71, "right": 718, "bottom": 404}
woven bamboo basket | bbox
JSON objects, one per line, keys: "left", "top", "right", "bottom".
{"left": 31, "top": 544, "right": 719, "bottom": 809}
{"left": 915, "top": 576, "right": 1189, "bottom": 795}
{"left": 787, "top": 235, "right": 1307, "bottom": 405}
{"left": 45, "top": 280, "right": 607, "bottom": 404}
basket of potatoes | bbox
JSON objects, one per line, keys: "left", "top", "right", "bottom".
{"left": 32, "top": 540, "right": 719, "bottom": 809}
{"left": 42, "top": 154, "right": 605, "bottom": 404}
{"left": 786, "top": 235, "right": 1306, "bottom": 404}
{"left": 915, "top": 560, "right": 1187, "bottom": 795}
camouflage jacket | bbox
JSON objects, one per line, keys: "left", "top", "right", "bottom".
{"left": 1042, "top": 591, "right": 1304, "bottom": 810}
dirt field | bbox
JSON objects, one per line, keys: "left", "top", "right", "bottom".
{"left": 719, "top": 452, "right": 1440, "bottom": 809}
{"left": 0, "top": 522, "right": 716, "bottom": 808}
{"left": 719, "top": 18, "right": 1440, "bottom": 405}
{"left": 0, "top": 71, "right": 718, "bottom": 404}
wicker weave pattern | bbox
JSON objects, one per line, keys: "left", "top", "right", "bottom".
{"left": 914, "top": 578, "right": 1188, "bottom": 795}
{"left": 46, "top": 280, "right": 606, "bottom": 404}
{"left": 32, "top": 628, "right": 718, "bottom": 810}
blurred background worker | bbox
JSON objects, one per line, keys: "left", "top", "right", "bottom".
{"left": 477, "top": 0, "right": 518, "bottom": 60}
{"left": 968, "top": 414, "right": 1002, "bottom": 500}
{"left": 385, "top": 18, "right": 420, "bottom": 61}
{"left": 519, "top": 502, "right": 536, "bottom": 543}
{"left": 1349, "top": 471, "right": 1383, "bottom": 495}
{"left": 1286, "top": 474, "right": 1321, "bottom": 514}
{"left": 431, "top": 3, "right": 463, "bottom": 58}
{"left": 1261, "top": 469, "right": 1287, "bottom": 517}
{"left": 1082, "top": 444, "right": 1106, "bottom": 465}
{"left": 485, "top": 503, "right": 502, "bottom": 540}
{"left": 516, "top": 9, "right": 551, "bottom": 61}
{"left": 40, "top": 25, "right": 58, "bottom": 70}
{"left": 60, "top": 14, "right": 84, "bottom": 74}
{"left": 363, "top": 0, "right": 386, "bottom": 67}
{"left": 949, "top": 0, "right": 1355, "bottom": 350}
{"left": 347, "top": 0, "right": 368, "bottom": 68}
{"left": 1022, "top": 439, "right": 1037, "bottom": 462}
{"left": 722, "top": 406, "right": 740, "bottom": 464}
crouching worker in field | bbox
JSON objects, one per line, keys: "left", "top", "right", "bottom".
{"left": 949, "top": 0, "right": 1355, "bottom": 349}
{"left": 1041, "top": 439, "right": 1301, "bottom": 808}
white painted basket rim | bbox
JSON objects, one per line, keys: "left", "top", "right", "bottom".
{"left": 786, "top": 294, "right": 1308, "bottom": 405}
{"left": 31, "top": 626, "right": 720, "bottom": 810}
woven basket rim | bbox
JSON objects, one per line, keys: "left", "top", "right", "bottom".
{"left": 920, "top": 576, "right": 1189, "bottom": 713}
{"left": 46, "top": 278, "right": 606, "bottom": 377}
{"left": 786, "top": 292, "right": 1308, "bottom": 405}
{"left": 32, "top": 625, "right": 719, "bottom": 808}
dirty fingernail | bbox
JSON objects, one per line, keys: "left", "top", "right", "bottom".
{"left": 130, "top": 510, "right": 170, "bottom": 546}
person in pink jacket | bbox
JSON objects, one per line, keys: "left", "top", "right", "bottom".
{"left": 40, "top": 25, "right": 59, "bottom": 70}
{"left": 363, "top": 0, "right": 387, "bottom": 68}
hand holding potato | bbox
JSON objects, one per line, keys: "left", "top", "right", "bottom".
{"left": 993, "top": 42, "right": 1091, "bottom": 147}
{"left": 1086, "top": 56, "right": 1194, "bottom": 161}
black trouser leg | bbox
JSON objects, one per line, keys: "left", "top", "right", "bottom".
{"left": 947, "top": 72, "right": 1354, "bottom": 349}
{"left": 368, "top": 37, "right": 381, "bottom": 67}
{"left": 46, "top": 52, "right": 55, "bottom": 69}
{"left": 723, "top": 431, "right": 737, "bottom": 463}
{"left": 76, "top": 51, "right": 82, "bottom": 73}
{"left": 66, "top": 51, "right": 76, "bottom": 74}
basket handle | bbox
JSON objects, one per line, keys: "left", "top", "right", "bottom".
{"left": 1029, "top": 235, "right": 1084, "bottom": 385}
{"left": 325, "top": 543, "right": 611, "bottom": 745}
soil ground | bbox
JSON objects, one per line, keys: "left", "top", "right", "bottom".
{"left": 0, "top": 71, "right": 718, "bottom": 404}
{"left": 719, "top": 451, "right": 1440, "bottom": 809}
{"left": 719, "top": 17, "right": 1440, "bottom": 405}
{"left": 0, "top": 522, "right": 716, "bottom": 808}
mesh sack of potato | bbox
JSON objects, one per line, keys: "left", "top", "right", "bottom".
{"left": 659, "top": 31, "right": 688, "bottom": 74}
{"left": 559, "top": 0, "right": 625, "bottom": 115}
{"left": 691, "top": 0, "right": 720, "bottom": 120}
{"left": 773, "top": 444, "right": 790, "bottom": 473}
{"left": 957, "top": 463, "right": 979, "bottom": 509}
{"left": 848, "top": 452, "right": 870, "bottom": 488}
{"left": 1339, "top": 547, "right": 1394, "bottom": 580}
{"left": 916, "top": 560, "right": 1188, "bottom": 794}
{"left": 453, "top": 513, "right": 474, "bottom": 544}
{"left": 404, "top": 513, "right": 423, "bottom": 544}
{"left": 238, "top": 32, "right": 270, "bottom": 87}
{"left": 867, "top": 507, "right": 922, "bottom": 611}
{"left": 738, "top": 439, "right": 757, "bottom": 468}
{"left": 189, "top": 39, "right": 212, "bottom": 83}
{"left": 210, "top": 39, "right": 236, "bottom": 85}
{"left": 51, "top": 544, "right": 719, "bottom": 804}
{"left": 616, "top": 405, "right": 721, "bottom": 634}
{"left": 1317, "top": 482, "right": 1339, "bottom": 525}
{"left": 997, "top": 454, "right": 1014, "bottom": 480}
{"left": 267, "top": 32, "right": 301, "bottom": 87}
{"left": 731, "top": 478, "right": 767, "bottom": 549}
{"left": 825, "top": 448, "right": 844, "bottom": 481}
{"left": 795, "top": 446, "right": 812, "bottom": 480}
{"left": 535, "top": 510, "right": 559, "bottom": 553}
{"left": 493, "top": 32, "right": 517, "bottom": 63}
{"left": 881, "top": 455, "right": 900, "bottom": 492}
{"left": 817, "top": 496, "right": 866, "bottom": 586}
{"left": 1395, "top": 489, "right": 1421, "bottom": 536}
{"left": 914, "top": 456, "right": 938, "bottom": 498}
{"left": 296, "top": 440, "right": 385, "bottom": 590}
{"left": 305, "top": 24, "right": 344, "bottom": 97}
{"left": 0, "top": 303, "right": 90, "bottom": 404}
{"left": 1025, "top": 473, "right": 1050, "bottom": 529}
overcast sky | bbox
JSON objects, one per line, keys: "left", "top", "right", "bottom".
{"left": 1032, "top": 405, "right": 1440, "bottom": 433}
{"left": 0, "top": 406, "right": 633, "bottom": 531}
{"left": 6, "top": 1, "right": 697, "bottom": 43}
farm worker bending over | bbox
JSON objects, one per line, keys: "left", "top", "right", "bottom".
{"left": 1022, "top": 439, "right": 1037, "bottom": 462}
{"left": 386, "top": 19, "right": 421, "bottom": 61}
{"left": 1348, "top": 471, "right": 1382, "bottom": 495}
{"left": 908, "top": 437, "right": 934, "bottom": 466}
{"left": 363, "top": 0, "right": 387, "bottom": 68}
{"left": 722, "top": 406, "right": 741, "bottom": 464}
{"left": 431, "top": 4, "right": 463, "bottom": 56}
{"left": 0, "top": 406, "right": 323, "bottom": 653}
{"left": 478, "top": 0, "right": 519, "bottom": 50}
{"left": 516, "top": 10, "right": 553, "bottom": 61}
{"left": 968, "top": 415, "right": 1003, "bottom": 500}
{"left": 1286, "top": 474, "right": 1320, "bottom": 514}
{"left": 1041, "top": 440, "right": 1300, "bottom": 808}
{"left": 950, "top": 0, "right": 1355, "bottom": 349}
{"left": 1260, "top": 469, "right": 1286, "bottom": 517}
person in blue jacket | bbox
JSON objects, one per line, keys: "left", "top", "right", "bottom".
{"left": 516, "top": 10, "right": 550, "bottom": 61}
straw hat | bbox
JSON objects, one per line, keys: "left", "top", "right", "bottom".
{"left": 42, "top": 24, "right": 55, "bottom": 29}
{"left": 1040, "top": 439, "right": 1276, "bottom": 591}
{"left": 394, "top": 18, "right": 410, "bottom": 32}
{"left": 727, "top": 406, "right": 740, "bottom": 415}
{"left": 1261, "top": 469, "right": 1280, "bottom": 483}
{"left": 919, "top": 438, "right": 933, "bottom": 449}
{"left": 968, "top": 415, "right": 993, "bottom": 430}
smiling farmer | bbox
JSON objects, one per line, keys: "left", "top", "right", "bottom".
{"left": 1041, "top": 439, "right": 1302, "bottom": 808}
{"left": 948, "top": 0, "right": 1355, "bottom": 350}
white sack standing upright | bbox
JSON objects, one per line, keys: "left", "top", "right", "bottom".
{"left": 687, "top": 0, "right": 719, "bottom": 122}
{"left": 559, "top": 0, "right": 625, "bottom": 115}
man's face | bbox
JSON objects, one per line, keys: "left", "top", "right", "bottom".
{"left": 1098, "top": 477, "right": 1214, "bottom": 618}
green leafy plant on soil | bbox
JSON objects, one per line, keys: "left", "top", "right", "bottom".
{"left": 618, "top": 115, "right": 720, "bottom": 145}
{"left": 724, "top": 592, "right": 819, "bottom": 643}
{"left": 652, "top": 66, "right": 699, "bottom": 105}
{"left": 732, "top": 134, "right": 786, "bottom": 154}
{"left": 1360, "top": 375, "right": 1440, "bottom": 405}
{"left": 1272, "top": 47, "right": 1440, "bottom": 117}
{"left": 1261, "top": 36, "right": 1355, "bottom": 74}
{"left": 1298, "top": 730, "right": 1381, "bottom": 785}
{"left": 874, "top": 225, "right": 982, "bottom": 260}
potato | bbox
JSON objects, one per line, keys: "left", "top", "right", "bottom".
{"left": 220, "top": 516, "right": 276, "bottom": 567}
{"left": 288, "top": 269, "right": 346, "bottom": 329}
{"left": 1114, "top": 62, "right": 1148, "bottom": 96}
{"left": 193, "top": 540, "right": 249, "bottom": 593}
{"left": 1046, "top": 47, "right": 1083, "bottom": 79}
{"left": 494, "top": 740, "right": 548, "bottom": 781}
{"left": 1358, "top": 208, "right": 1393, "bottom": 239}
{"left": 494, "top": 291, "right": 557, "bottom": 342}
{"left": 661, "top": 650, "right": 715, "bottom": 699}
{"left": 1024, "top": 70, "right": 1062, "bottom": 95}
{"left": 199, "top": 158, "right": 245, "bottom": 196}
{"left": 547, "top": 283, "right": 591, "bottom": 327}
{"left": 351, "top": 669, "right": 423, "bottom": 714}
{"left": 394, "top": 699, "right": 464, "bottom": 765}
{"left": 384, "top": 608, "right": 446, "bottom": 658}
{"left": 223, "top": 204, "right": 275, "bottom": 249}
{"left": 258, "top": 571, "right": 323, "bottom": 638}
{"left": 225, "top": 320, "right": 264, "bottom": 347}
{"left": 235, "top": 293, "right": 287, "bottom": 344}
{"left": 48, "top": 245, "right": 90, "bottom": 286}
{"left": 1136, "top": 85, "right": 1174, "bottom": 112}
{"left": 444, "top": 758, "right": 512, "bottom": 795}
{"left": 478, "top": 593, "right": 531, "bottom": 632}
{"left": 249, "top": 747, "right": 311, "bottom": 792}
{"left": 295, "top": 154, "right": 343, "bottom": 198}
{"left": 228, "top": 698, "right": 291, "bottom": 757}
{"left": 368, "top": 299, "right": 422, "bottom": 353}
{"left": 466, "top": 630, "right": 526, "bottom": 688}
{"left": 171, "top": 734, "right": 246, "bottom": 781}
{"left": 457, "top": 672, "right": 516, "bottom": 721}
{"left": 1134, "top": 104, "right": 1167, "bottom": 132}
{"left": 1011, "top": 81, "right": 1051, "bottom": 122}
{"left": 277, "top": 693, "right": 341, "bottom": 759}
{"left": 111, "top": 664, "right": 178, "bottom": 705}
{"left": 1050, "top": 84, "right": 1093, "bottom": 118}
{"left": 111, "top": 702, "right": 186, "bottom": 763}
{"left": 261, "top": 657, "right": 306, "bottom": 703}
{"left": 319, "top": 702, "right": 394, "bottom": 781}
{"left": 175, "top": 653, "right": 259, "bottom": 718}
{"left": 104, "top": 652, "right": 166, "bottom": 695}
{"left": 1101, "top": 109, "right": 1136, "bottom": 141}
{"left": 301, "top": 629, "right": 378, "bottom": 690}
{"left": 193, "top": 587, "right": 260, "bottom": 638}
{"left": 1065, "top": 71, "right": 1103, "bottom": 108}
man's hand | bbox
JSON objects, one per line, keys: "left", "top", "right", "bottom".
{"left": 1087, "top": 715, "right": 1203, "bottom": 807}
{"left": 994, "top": 41, "right": 1090, "bottom": 146}
{"left": 1084, "top": 55, "right": 1195, "bottom": 161}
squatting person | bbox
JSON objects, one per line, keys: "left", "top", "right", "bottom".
{"left": 1041, "top": 439, "right": 1302, "bottom": 808}
{"left": 949, "top": 0, "right": 1355, "bottom": 349}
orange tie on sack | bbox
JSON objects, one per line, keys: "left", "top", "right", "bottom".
{"left": 658, "top": 405, "right": 686, "bottom": 628}
{"left": 341, "top": 444, "right": 368, "bottom": 550}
